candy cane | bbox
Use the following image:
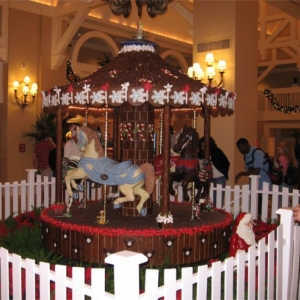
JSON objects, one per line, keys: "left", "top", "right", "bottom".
{"left": 119, "top": 124, "right": 124, "bottom": 141}
{"left": 137, "top": 122, "right": 145, "bottom": 141}
{"left": 148, "top": 124, "right": 154, "bottom": 141}
{"left": 126, "top": 122, "right": 133, "bottom": 141}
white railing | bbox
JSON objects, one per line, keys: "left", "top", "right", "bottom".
{"left": 154, "top": 175, "right": 299, "bottom": 221}
{"left": 1, "top": 209, "right": 298, "bottom": 299}
{"left": 1, "top": 171, "right": 300, "bottom": 299}
{"left": 1, "top": 171, "right": 298, "bottom": 222}
{"left": 0, "top": 170, "right": 56, "bottom": 219}
{"left": 0, "top": 169, "right": 109, "bottom": 220}
{"left": 210, "top": 175, "right": 300, "bottom": 221}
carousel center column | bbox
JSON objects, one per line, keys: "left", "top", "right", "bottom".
{"left": 119, "top": 102, "right": 154, "bottom": 216}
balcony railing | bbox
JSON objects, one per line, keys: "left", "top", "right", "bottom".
{"left": 257, "top": 87, "right": 300, "bottom": 112}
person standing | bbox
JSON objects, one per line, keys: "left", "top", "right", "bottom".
{"left": 198, "top": 136, "right": 230, "bottom": 206}
{"left": 277, "top": 141, "right": 298, "bottom": 197}
{"left": 32, "top": 132, "right": 56, "bottom": 178}
{"left": 235, "top": 138, "right": 272, "bottom": 188}
{"left": 235, "top": 138, "right": 272, "bottom": 215}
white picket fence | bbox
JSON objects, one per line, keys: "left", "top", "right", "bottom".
{"left": 1, "top": 169, "right": 298, "bottom": 222}
{"left": 0, "top": 169, "right": 107, "bottom": 220}
{"left": 0, "top": 209, "right": 299, "bottom": 299}
{"left": 0, "top": 170, "right": 56, "bottom": 219}
{"left": 1, "top": 170, "right": 300, "bottom": 299}
{"left": 156, "top": 174, "right": 300, "bottom": 221}
{"left": 211, "top": 174, "right": 300, "bottom": 221}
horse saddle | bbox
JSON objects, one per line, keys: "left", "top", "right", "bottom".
{"left": 78, "top": 156, "right": 145, "bottom": 186}
{"left": 175, "top": 158, "right": 199, "bottom": 171}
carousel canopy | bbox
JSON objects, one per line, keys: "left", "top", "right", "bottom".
{"left": 42, "top": 40, "right": 236, "bottom": 113}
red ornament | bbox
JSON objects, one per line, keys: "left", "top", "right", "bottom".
{"left": 68, "top": 85, "right": 73, "bottom": 93}
{"left": 182, "top": 84, "right": 190, "bottom": 92}
{"left": 143, "top": 82, "right": 153, "bottom": 91}
{"left": 101, "top": 82, "right": 110, "bottom": 91}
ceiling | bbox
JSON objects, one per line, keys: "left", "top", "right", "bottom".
{"left": 12, "top": 0, "right": 300, "bottom": 81}
{"left": 264, "top": 0, "right": 300, "bottom": 21}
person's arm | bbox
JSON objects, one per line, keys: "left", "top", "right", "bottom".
{"left": 47, "top": 136, "right": 56, "bottom": 149}
{"left": 235, "top": 168, "right": 260, "bottom": 183}
{"left": 278, "top": 155, "right": 289, "bottom": 176}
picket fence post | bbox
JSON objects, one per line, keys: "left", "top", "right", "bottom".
{"left": 26, "top": 169, "right": 36, "bottom": 211}
{"left": 105, "top": 250, "right": 148, "bottom": 300}
{"left": 249, "top": 175, "right": 259, "bottom": 218}
{"left": 276, "top": 208, "right": 294, "bottom": 300}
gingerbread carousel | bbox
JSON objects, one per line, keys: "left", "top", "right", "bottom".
{"left": 39, "top": 25, "right": 236, "bottom": 266}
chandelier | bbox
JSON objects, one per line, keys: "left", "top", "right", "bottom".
{"left": 188, "top": 53, "right": 227, "bottom": 88}
{"left": 103, "top": 0, "right": 173, "bottom": 18}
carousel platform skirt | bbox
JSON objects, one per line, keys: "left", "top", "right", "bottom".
{"left": 40, "top": 201, "right": 232, "bottom": 266}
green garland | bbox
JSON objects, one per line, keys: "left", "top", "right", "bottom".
{"left": 263, "top": 89, "right": 300, "bottom": 113}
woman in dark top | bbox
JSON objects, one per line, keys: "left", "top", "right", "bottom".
{"left": 198, "top": 137, "right": 230, "bottom": 206}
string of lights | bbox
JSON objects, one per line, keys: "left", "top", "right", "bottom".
{"left": 263, "top": 89, "right": 300, "bottom": 114}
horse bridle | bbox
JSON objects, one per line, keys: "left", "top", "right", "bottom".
{"left": 177, "top": 134, "right": 193, "bottom": 153}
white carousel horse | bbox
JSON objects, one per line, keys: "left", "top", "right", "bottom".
{"left": 64, "top": 125, "right": 155, "bottom": 215}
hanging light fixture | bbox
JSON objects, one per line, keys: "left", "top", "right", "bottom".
{"left": 188, "top": 53, "right": 227, "bottom": 88}
{"left": 103, "top": 0, "right": 173, "bottom": 18}
{"left": 13, "top": 76, "right": 38, "bottom": 108}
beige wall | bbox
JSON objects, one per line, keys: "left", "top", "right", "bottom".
{"left": 0, "top": 9, "right": 66, "bottom": 182}
{"left": 193, "top": 1, "right": 258, "bottom": 186}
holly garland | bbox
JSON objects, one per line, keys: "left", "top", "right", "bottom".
{"left": 263, "top": 89, "right": 300, "bottom": 113}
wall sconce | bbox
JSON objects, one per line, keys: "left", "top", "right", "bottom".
{"left": 13, "top": 76, "right": 38, "bottom": 108}
{"left": 188, "top": 53, "right": 227, "bottom": 88}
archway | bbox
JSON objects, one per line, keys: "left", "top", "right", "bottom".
{"left": 160, "top": 49, "right": 190, "bottom": 74}
{"left": 71, "top": 31, "right": 119, "bottom": 77}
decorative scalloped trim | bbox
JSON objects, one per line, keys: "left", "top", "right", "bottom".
{"left": 119, "top": 44, "right": 155, "bottom": 54}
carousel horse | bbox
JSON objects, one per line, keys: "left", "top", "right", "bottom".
{"left": 64, "top": 125, "right": 155, "bottom": 215}
{"left": 169, "top": 125, "right": 212, "bottom": 203}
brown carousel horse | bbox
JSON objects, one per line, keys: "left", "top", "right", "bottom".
{"left": 169, "top": 125, "right": 212, "bottom": 203}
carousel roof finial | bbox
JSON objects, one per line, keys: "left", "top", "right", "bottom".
{"left": 132, "top": 20, "right": 149, "bottom": 40}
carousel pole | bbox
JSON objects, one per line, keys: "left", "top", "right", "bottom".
{"left": 111, "top": 107, "right": 120, "bottom": 196}
{"left": 203, "top": 107, "right": 211, "bottom": 208}
{"left": 55, "top": 105, "right": 63, "bottom": 203}
{"left": 157, "top": 110, "right": 163, "bottom": 206}
{"left": 102, "top": 103, "right": 109, "bottom": 224}
{"left": 161, "top": 105, "right": 171, "bottom": 228}
{"left": 82, "top": 106, "right": 88, "bottom": 209}
{"left": 203, "top": 108, "right": 211, "bottom": 161}
{"left": 190, "top": 109, "right": 197, "bottom": 221}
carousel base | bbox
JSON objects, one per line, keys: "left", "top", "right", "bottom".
{"left": 40, "top": 200, "right": 232, "bottom": 266}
